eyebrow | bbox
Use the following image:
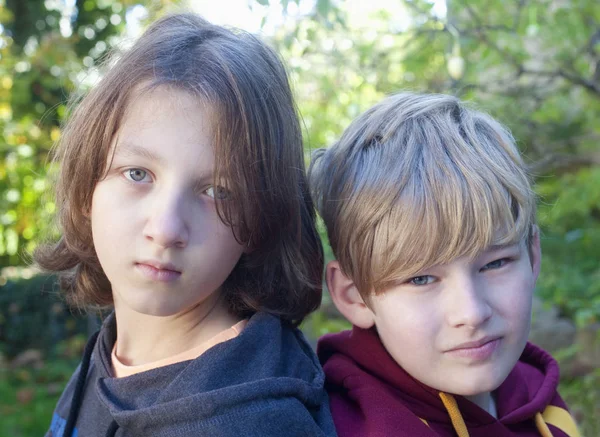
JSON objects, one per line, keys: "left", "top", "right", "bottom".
{"left": 113, "top": 142, "right": 164, "bottom": 164}
{"left": 486, "top": 243, "right": 520, "bottom": 252}
{"left": 111, "top": 140, "right": 217, "bottom": 186}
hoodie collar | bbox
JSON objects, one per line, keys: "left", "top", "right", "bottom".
{"left": 92, "top": 312, "right": 327, "bottom": 433}
{"left": 318, "top": 325, "right": 560, "bottom": 428}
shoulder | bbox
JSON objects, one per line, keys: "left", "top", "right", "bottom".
{"left": 176, "top": 313, "right": 338, "bottom": 436}
{"left": 241, "top": 312, "right": 319, "bottom": 363}
{"left": 54, "top": 361, "right": 84, "bottom": 408}
{"left": 46, "top": 362, "right": 84, "bottom": 437}
{"left": 217, "top": 396, "right": 338, "bottom": 436}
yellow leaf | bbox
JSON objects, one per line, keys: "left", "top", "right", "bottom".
{"left": 50, "top": 127, "right": 61, "bottom": 142}
{"left": 1, "top": 76, "right": 12, "bottom": 89}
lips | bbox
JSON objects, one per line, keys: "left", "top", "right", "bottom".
{"left": 445, "top": 337, "right": 502, "bottom": 361}
{"left": 135, "top": 260, "right": 182, "bottom": 282}
{"left": 447, "top": 336, "right": 501, "bottom": 352}
{"left": 137, "top": 260, "right": 181, "bottom": 273}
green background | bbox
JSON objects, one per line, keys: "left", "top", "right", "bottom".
{"left": 1, "top": 0, "right": 599, "bottom": 435}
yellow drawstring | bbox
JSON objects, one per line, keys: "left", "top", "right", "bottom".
{"left": 541, "top": 405, "right": 581, "bottom": 437}
{"left": 439, "top": 392, "right": 470, "bottom": 437}
{"left": 535, "top": 412, "right": 554, "bottom": 437}
{"left": 438, "top": 392, "right": 565, "bottom": 437}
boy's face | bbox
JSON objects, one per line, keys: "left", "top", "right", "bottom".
{"left": 90, "top": 86, "right": 245, "bottom": 317}
{"left": 343, "top": 237, "right": 540, "bottom": 398}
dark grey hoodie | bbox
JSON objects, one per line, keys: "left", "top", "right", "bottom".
{"left": 46, "top": 312, "right": 337, "bottom": 437}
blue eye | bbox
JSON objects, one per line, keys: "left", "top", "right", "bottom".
{"left": 482, "top": 258, "right": 509, "bottom": 271}
{"left": 409, "top": 275, "right": 435, "bottom": 286}
{"left": 124, "top": 168, "right": 151, "bottom": 183}
{"left": 205, "top": 186, "right": 230, "bottom": 200}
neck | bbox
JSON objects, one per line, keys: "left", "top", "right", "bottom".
{"left": 465, "top": 391, "right": 497, "bottom": 418}
{"left": 112, "top": 293, "right": 241, "bottom": 366}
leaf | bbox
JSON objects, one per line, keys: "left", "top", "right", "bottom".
{"left": 316, "top": 0, "right": 330, "bottom": 17}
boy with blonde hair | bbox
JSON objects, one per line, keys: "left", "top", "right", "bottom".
{"left": 311, "top": 93, "right": 580, "bottom": 437}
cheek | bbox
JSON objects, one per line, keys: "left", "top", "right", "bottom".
{"left": 377, "top": 315, "right": 438, "bottom": 378}
{"left": 90, "top": 183, "right": 137, "bottom": 256}
{"left": 90, "top": 194, "right": 117, "bottom": 277}
{"left": 373, "top": 297, "right": 440, "bottom": 358}
{"left": 509, "top": 289, "right": 533, "bottom": 329}
{"left": 91, "top": 188, "right": 126, "bottom": 232}
{"left": 195, "top": 212, "right": 245, "bottom": 258}
{"left": 90, "top": 188, "right": 108, "bottom": 238}
{"left": 490, "top": 268, "right": 534, "bottom": 329}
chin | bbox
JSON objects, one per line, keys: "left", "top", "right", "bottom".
{"left": 129, "top": 299, "right": 186, "bottom": 317}
{"left": 453, "top": 384, "right": 497, "bottom": 397}
{"left": 453, "top": 372, "right": 507, "bottom": 397}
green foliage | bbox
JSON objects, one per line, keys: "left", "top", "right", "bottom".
{"left": 0, "top": 270, "right": 93, "bottom": 435}
{"left": 559, "top": 369, "right": 600, "bottom": 437}
{"left": 0, "top": 0, "right": 599, "bottom": 434}
{"left": 0, "top": 338, "right": 83, "bottom": 437}
{"left": 536, "top": 168, "right": 600, "bottom": 326}
{"left": 304, "top": 309, "right": 351, "bottom": 339}
{"left": 0, "top": 0, "right": 128, "bottom": 267}
{"left": 266, "top": 0, "right": 600, "bottom": 326}
{"left": 0, "top": 272, "right": 92, "bottom": 358}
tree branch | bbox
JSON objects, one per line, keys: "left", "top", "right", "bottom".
{"left": 521, "top": 68, "right": 600, "bottom": 95}
{"left": 528, "top": 151, "right": 600, "bottom": 177}
{"left": 458, "top": 2, "right": 600, "bottom": 96}
{"left": 512, "top": 0, "right": 527, "bottom": 32}
{"left": 408, "top": 0, "right": 600, "bottom": 97}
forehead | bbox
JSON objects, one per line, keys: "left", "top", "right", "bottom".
{"left": 121, "top": 85, "right": 212, "bottom": 130}
{"left": 109, "top": 86, "right": 216, "bottom": 170}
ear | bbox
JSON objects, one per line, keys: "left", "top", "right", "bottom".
{"left": 326, "top": 260, "right": 375, "bottom": 329}
{"left": 529, "top": 225, "right": 542, "bottom": 283}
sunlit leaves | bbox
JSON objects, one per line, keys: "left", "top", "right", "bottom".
{"left": 263, "top": 0, "right": 600, "bottom": 329}
{"left": 0, "top": 0, "right": 128, "bottom": 266}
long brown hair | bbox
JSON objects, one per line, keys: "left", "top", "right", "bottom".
{"left": 35, "top": 13, "right": 323, "bottom": 325}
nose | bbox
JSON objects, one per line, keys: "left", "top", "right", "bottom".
{"left": 445, "top": 274, "right": 492, "bottom": 329}
{"left": 143, "top": 191, "right": 189, "bottom": 249}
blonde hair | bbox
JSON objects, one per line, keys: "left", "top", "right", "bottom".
{"left": 309, "top": 92, "right": 536, "bottom": 297}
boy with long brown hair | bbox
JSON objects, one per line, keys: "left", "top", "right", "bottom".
{"left": 38, "top": 12, "right": 335, "bottom": 437}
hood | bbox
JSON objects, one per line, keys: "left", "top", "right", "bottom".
{"left": 90, "top": 312, "right": 334, "bottom": 436}
{"left": 318, "top": 326, "right": 566, "bottom": 437}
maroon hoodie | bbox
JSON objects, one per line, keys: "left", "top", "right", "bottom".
{"left": 318, "top": 326, "right": 580, "bottom": 437}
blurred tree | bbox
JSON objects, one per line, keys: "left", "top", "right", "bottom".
{"left": 0, "top": 1, "right": 598, "bottom": 434}
{"left": 1, "top": 0, "right": 599, "bottom": 324}
{"left": 0, "top": 0, "right": 176, "bottom": 267}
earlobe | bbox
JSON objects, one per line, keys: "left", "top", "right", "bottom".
{"left": 326, "top": 260, "right": 375, "bottom": 329}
